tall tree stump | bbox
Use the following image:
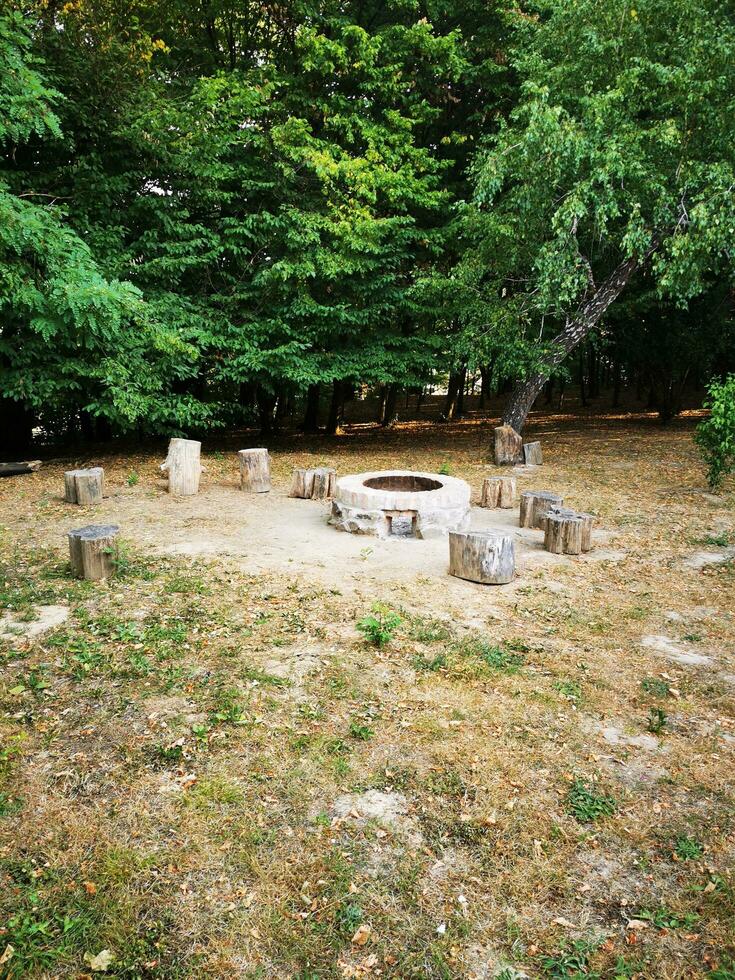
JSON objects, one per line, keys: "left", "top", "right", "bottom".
{"left": 68, "top": 524, "right": 119, "bottom": 580}
{"left": 480, "top": 476, "right": 516, "bottom": 509}
{"left": 519, "top": 490, "right": 564, "bottom": 529}
{"left": 493, "top": 424, "right": 524, "bottom": 465}
{"left": 544, "top": 506, "right": 595, "bottom": 552}
{"left": 161, "top": 439, "right": 202, "bottom": 496}
{"left": 64, "top": 467, "right": 104, "bottom": 505}
{"left": 523, "top": 441, "right": 543, "bottom": 465}
{"left": 448, "top": 530, "right": 515, "bottom": 584}
{"left": 543, "top": 513, "right": 582, "bottom": 555}
{"left": 290, "top": 467, "right": 336, "bottom": 500}
{"left": 239, "top": 448, "right": 271, "bottom": 493}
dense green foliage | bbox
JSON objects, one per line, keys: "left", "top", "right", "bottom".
{"left": 696, "top": 376, "right": 735, "bottom": 489}
{"left": 0, "top": 0, "right": 733, "bottom": 452}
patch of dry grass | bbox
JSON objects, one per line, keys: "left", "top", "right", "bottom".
{"left": 1, "top": 409, "right": 734, "bottom": 978}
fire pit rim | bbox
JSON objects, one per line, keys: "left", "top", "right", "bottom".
{"left": 333, "top": 469, "right": 471, "bottom": 512}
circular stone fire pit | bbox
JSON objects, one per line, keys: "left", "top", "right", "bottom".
{"left": 330, "top": 470, "right": 471, "bottom": 539}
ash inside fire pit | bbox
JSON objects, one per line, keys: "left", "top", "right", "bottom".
{"left": 330, "top": 470, "right": 471, "bottom": 539}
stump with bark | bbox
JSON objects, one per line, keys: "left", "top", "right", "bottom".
{"left": 290, "top": 466, "right": 336, "bottom": 500}
{"left": 64, "top": 467, "right": 104, "bottom": 506}
{"left": 544, "top": 506, "right": 595, "bottom": 552}
{"left": 68, "top": 524, "right": 119, "bottom": 580}
{"left": 239, "top": 448, "right": 271, "bottom": 493}
{"left": 543, "top": 513, "right": 582, "bottom": 555}
{"left": 493, "top": 424, "right": 524, "bottom": 465}
{"left": 480, "top": 476, "right": 516, "bottom": 509}
{"left": 161, "top": 439, "right": 202, "bottom": 496}
{"left": 523, "top": 441, "right": 543, "bottom": 465}
{"left": 519, "top": 490, "right": 564, "bottom": 529}
{"left": 448, "top": 530, "right": 515, "bottom": 585}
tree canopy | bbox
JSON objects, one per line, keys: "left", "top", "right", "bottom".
{"left": 0, "top": 0, "right": 733, "bottom": 449}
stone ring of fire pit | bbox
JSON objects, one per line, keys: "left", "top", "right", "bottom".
{"left": 330, "top": 470, "right": 471, "bottom": 539}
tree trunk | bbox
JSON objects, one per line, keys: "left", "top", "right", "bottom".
{"left": 0, "top": 460, "right": 41, "bottom": 477}
{"left": 326, "top": 380, "right": 344, "bottom": 434}
{"left": 302, "top": 384, "right": 320, "bottom": 433}
{"left": 68, "top": 524, "right": 119, "bottom": 580}
{"left": 64, "top": 467, "right": 105, "bottom": 505}
{"left": 448, "top": 530, "right": 515, "bottom": 585}
{"left": 501, "top": 252, "right": 642, "bottom": 432}
{"left": 161, "top": 439, "right": 202, "bottom": 496}
{"left": 381, "top": 383, "right": 398, "bottom": 427}
{"left": 238, "top": 448, "right": 271, "bottom": 492}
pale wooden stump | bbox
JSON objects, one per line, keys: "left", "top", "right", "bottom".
{"left": 493, "top": 424, "right": 523, "bottom": 465}
{"left": 239, "top": 448, "right": 271, "bottom": 493}
{"left": 68, "top": 524, "right": 119, "bottom": 580}
{"left": 480, "top": 476, "right": 516, "bottom": 509}
{"left": 544, "top": 513, "right": 582, "bottom": 555}
{"left": 448, "top": 530, "right": 515, "bottom": 584}
{"left": 161, "top": 439, "right": 202, "bottom": 496}
{"left": 523, "top": 441, "right": 543, "bottom": 465}
{"left": 291, "top": 467, "right": 336, "bottom": 500}
{"left": 64, "top": 467, "right": 104, "bottom": 505}
{"left": 519, "top": 490, "right": 564, "bottom": 529}
{"left": 544, "top": 506, "right": 595, "bottom": 552}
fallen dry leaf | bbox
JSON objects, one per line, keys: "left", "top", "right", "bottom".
{"left": 352, "top": 924, "right": 372, "bottom": 946}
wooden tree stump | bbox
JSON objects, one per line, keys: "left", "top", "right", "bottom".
{"left": 543, "top": 513, "right": 582, "bottom": 555}
{"left": 160, "top": 439, "right": 202, "bottom": 496}
{"left": 544, "top": 506, "right": 595, "bottom": 552}
{"left": 290, "top": 466, "right": 336, "bottom": 499}
{"left": 523, "top": 441, "right": 543, "bottom": 465}
{"left": 493, "top": 424, "right": 524, "bottom": 465}
{"left": 480, "top": 476, "right": 516, "bottom": 509}
{"left": 448, "top": 530, "right": 515, "bottom": 584}
{"left": 519, "top": 490, "right": 564, "bottom": 529}
{"left": 68, "top": 524, "right": 119, "bottom": 580}
{"left": 64, "top": 467, "right": 104, "bottom": 505}
{"left": 310, "top": 467, "right": 336, "bottom": 500}
{"left": 239, "top": 448, "right": 271, "bottom": 493}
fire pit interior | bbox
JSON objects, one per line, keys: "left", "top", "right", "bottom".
{"left": 363, "top": 474, "right": 443, "bottom": 493}
{"left": 330, "top": 470, "right": 471, "bottom": 539}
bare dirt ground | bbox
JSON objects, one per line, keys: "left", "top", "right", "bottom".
{"left": 1, "top": 405, "right": 734, "bottom": 979}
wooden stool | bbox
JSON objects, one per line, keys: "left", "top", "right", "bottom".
{"left": 543, "top": 512, "right": 582, "bottom": 555}
{"left": 480, "top": 476, "right": 516, "bottom": 508}
{"left": 519, "top": 490, "right": 563, "bottom": 529}
{"left": 64, "top": 467, "right": 104, "bottom": 505}
{"left": 68, "top": 524, "right": 119, "bottom": 580}
{"left": 523, "top": 441, "right": 543, "bottom": 465}
{"left": 448, "top": 530, "right": 515, "bottom": 584}
{"left": 290, "top": 467, "right": 336, "bottom": 500}
{"left": 543, "top": 506, "right": 595, "bottom": 552}
{"left": 493, "top": 424, "right": 523, "bottom": 465}
{"left": 161, "top": 439, "right": 202, "bottom": 496}
{"left": 239, "top": 448, "right": 271, "bottom": 492}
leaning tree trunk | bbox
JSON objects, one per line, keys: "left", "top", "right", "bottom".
{"left": 501, "top": 252, "right": 643, "bottom": 433}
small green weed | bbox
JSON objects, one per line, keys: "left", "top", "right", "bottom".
{"left": 413, "top": 652, "right": 447, "bottom": 672}
{"left": 356, "top": 603, "right": 401, "bottom": 648}
{"left": 539, "top": 936, "right": 603, "bottom": 978}
{"left": 673, "top": 835, "right": 703, "bottom": 861}
{"left": 348, "top": 720, "right": 374, "bottom": 741}
{"left": 641, "top": 677, "right": 670, "bottom": 698}
{"left": 647, "top": 707, "right": 668, "bottom": 734}
{"left": 126, "top": 471, "right": 140, "bottom": 486}
{"left": 565, "top": 778, "right": 616, "bottom": 823}
{"left": 554, "top": 679, "right": 582, "bottom": 701}
{"left": 634, "top": 906, "right": 700, "bottom": 930}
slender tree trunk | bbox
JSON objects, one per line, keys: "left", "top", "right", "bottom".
{"left": 302, "top": 383, "right": 320, "bottom": 433}
{"left": 381, "top": 383, "right": 398, "bottom": 427}
{"left": 501, "top": 252, "right": 642, "bottom": 432}
{"left": 456, "top": 365, "right": 467, "bottom": 417}
{"left": 579, "top": 351, "right": 588, "bottom": 407}
{"left": 443, "top": 365, "right": 466, "bottom": 420}
{"left": 612, "top": 357, "right": 622, "bottom": 408}
{"left": 326, "top": 380, "right": 344, "bottom": 434}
